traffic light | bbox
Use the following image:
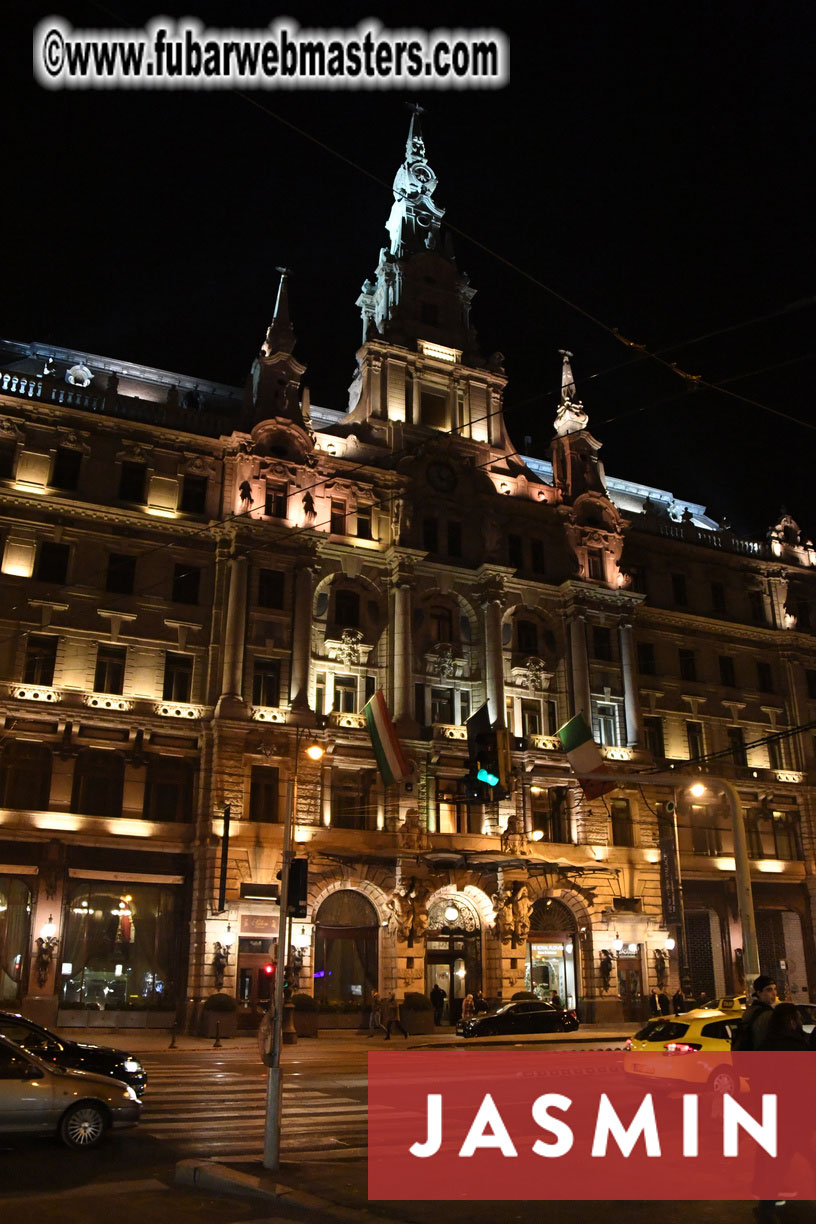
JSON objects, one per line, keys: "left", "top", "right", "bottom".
{"left": 276, "top": 857, "right": 309, "bottom": 918}
{"left": 464, "top": 705, "right": 511, "bottom": 800}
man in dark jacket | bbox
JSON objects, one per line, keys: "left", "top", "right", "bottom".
{"left": 733, "top": 974, "right": 777, "bottom": 1050}
{"left": 430, "top": 983, "right": 446, "bottom": 1026}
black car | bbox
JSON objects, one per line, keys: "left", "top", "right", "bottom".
{"left": 0, "top": 1011, "right": 147, "bottom": 1096}
{"left": 457, "top": 1000, "right": 580, "bottom": 1038}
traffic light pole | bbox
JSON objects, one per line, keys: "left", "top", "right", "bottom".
{"left": 263, "top": 768, "right": 295, "bottom": 1170}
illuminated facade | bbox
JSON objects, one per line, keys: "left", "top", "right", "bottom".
{"left": 1, "top": 115, "right": 814, "bottom": 1030}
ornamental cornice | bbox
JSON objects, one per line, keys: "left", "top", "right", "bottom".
{"left": 0, "top": 491, "right": 218, "bottom": 540}
{"left": 637, "top": 606, "right": 816, "bottom": 649}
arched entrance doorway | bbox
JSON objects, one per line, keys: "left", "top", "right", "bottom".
{"left": 313, "top": 890, "right": 379, "bottom": 1005}
{"left": 424, "top": 895, "right": 482, "bottom": 1026}
{"left": 526, "top": 898, "right": 578, "bottom": 1010}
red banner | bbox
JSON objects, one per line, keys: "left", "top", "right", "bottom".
{"left": 368, "top": 1052, "right": 816, "bottom": 1201}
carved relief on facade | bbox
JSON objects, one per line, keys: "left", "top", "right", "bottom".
{"left": 397, "top": 806, "right": 429, "bottom": 851}
{"left": 492, "top": 880, "right": 531, "bottom": 946}
{"left": 500, "top": 813, "right": 528, "bottom": 857}
{"left": 385, "top": 877, "right": 431, "bottom": 943}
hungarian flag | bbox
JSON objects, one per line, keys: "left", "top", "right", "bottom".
{"left": 364, "top": 690, "right": 410, "bottom": 786}
{"left": 557, "top": 714, "right": 617, "bottom": 799}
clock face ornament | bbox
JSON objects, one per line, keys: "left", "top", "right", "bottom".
{"left": 426, "top": 461, "right": 457, "bottom": 494}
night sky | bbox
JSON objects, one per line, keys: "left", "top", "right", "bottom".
{"left": 4, "top": 3, "right": 813, "bottom": 538}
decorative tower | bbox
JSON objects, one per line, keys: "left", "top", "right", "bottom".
{"left": 244, "top": 268, "right": 310, "bottom": 452}
{"left": 550, "top": 351, "right": 607, "bottom": 501}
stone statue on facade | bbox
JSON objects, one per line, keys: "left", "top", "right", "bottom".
{"left": 511, "top": 882, "right": 531, "bottom": 943}
{"left": 492, "top": 886, "right": 514, "bottom": 945}
{"left": 385, "top": 883, "right": 414, "bottom": 942}
{"left": 500, "top": 812, "right": 527, "bottom": 857}
{"left": 397, "top": 807, "right": 428, "bottom": 852}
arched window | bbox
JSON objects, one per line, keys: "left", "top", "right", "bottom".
{"left": 0, "top": 742, "right": 52, "bottom": 810}
{"left": 314, "top": 890, "right": 379, "bottom": 1004}
{"left": 71, "top": 749, "right": 124, "bottom": 818}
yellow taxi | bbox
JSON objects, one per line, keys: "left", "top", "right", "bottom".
{"left": 624, "top": 1008, "right": 739, "bottom": 1093}
{"left": 713, "top": 995, "right": 746, "bottom": 1014}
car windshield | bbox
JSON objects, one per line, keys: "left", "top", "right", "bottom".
{"left": 635, "top": 1020, "right": 689, "bottom": 1042}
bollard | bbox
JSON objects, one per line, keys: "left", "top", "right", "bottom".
{"left": 213, "top": 1020, "right": 222, "bottom": 1049}
{"left": 168, "top": 1023, "right": 177, "bottom": 1050}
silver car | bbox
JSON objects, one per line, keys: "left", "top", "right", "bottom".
{"left": 0, "top": 1033, "right": 142, "bottom": 1148}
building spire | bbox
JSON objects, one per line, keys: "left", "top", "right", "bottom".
{"left": 262, "top": 266, "right": 296, "bottom": 357}
{"left": 385, "top": 106, "right": 445, "bottom": 258}
{"left": 553, "top": 349, "right": 589, "bottom": 436}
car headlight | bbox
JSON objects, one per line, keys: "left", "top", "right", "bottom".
{"left": 123, "top": 1059, "right": 142, "bottom": 1074}
{"left": 125, "top": 1085, "right": 139, "bottom": 1102}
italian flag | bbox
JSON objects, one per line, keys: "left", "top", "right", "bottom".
{"left": 364, "top": 690, "right": 410, "bottom": 786}
{"left": 557, "top": 714, "right": 617, "bottom": 799}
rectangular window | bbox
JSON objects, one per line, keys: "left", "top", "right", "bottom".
{"left": 597, "top": 704, "right": 617, "bottom": 747}
{"left": 333, "top": 674, "right": 357, "bottom": 713}
{"left": 637, "top": 641, "right": 656, "bottom": 676}
{"left": 249, "top": 765, "right": 280, "bottom": 822}
{"left": 517, "top": 619, "right": 538, "bottom": 654}
{"left": 671, "top": 572, "right": 688, "bottom": 606}
{"left": 531, "top": 785, "right": 571, "bottom": 844}
{"left": 423, "top": 516, "right": 439, "bottom": 552}
{"left": 508, "top": 535, "right": 524, "bottom": 568}
{"left": 420, "top": 389, "right": 446, "bottom": 428}
{"left": 415, "top": 682, "right": 426, "bottom": 726}
{"left": 679, "top": 648, "right": 697, "bottom": 682}
{"left": 593, "top": 626, "right": 613, "bottom": 661}
{"left": 686, "top": 720, "right": 704, "bottom": 761}
{"left": 0, "top": 442, "right": 16, "bottom": 479}
{"left": 772, "top": 811, "right": 802, "bottom": 861}
{"left": 710, "top": 582, "right": 727, "bottom": 614}
{"left": 431, "top": 687, "right": 454, "bottom": 725}
{"left": 106, "top": 553, "right": 136, "bottom": 595}
{"left": 332, "top": 769, "right": 376, "bottom": 830}
{"left": 530, "top": 539, "right": 545, "bottom": 573}
{"left": 757, "top": 661, "right": 773, "bottom": 693}
{"left": 587, "top": 549, "right": 604, "bottom": 580}
{"left": 252, "top": 658, "right": 281, "bottom": 707}
{"left": 257, "top": 568, "right": 285, "bottom": 609}
{"left": 94, "top": 644, "right": 126, "bottom": 695}
{"left": 521, "top": 699, "right": 541, "bottom": 738}
{"left": 767, "top": 735, "right": 783, "bottom": 770}
{"left": 447, "top": 521, "right": 462, "bottom": 558}
{"left": 748, "top": 590, "right": 765, "bottom": 624}
{"left": 643, "top": 715, "right": 665, "bottom": 759}
{"left": 34, "top": 541, "right": 69, "bottom": 584}
{"left": 334, "top": 589, "right": 360, "bottom": 628}
{"left": 356, "top": 505, "right": 372, "bottom": 540}
{"left": 546, "top": 699, "right": 559, "bottom": 736}
{"left": 50, "top": 447, "right": 82, "bottom": 491}
{"left": 718, "top": 655, "right": 736, "bottom": 687}
{"left": 265, "top": 483, "right": 288, "bottom": 519}
{"left": 459, "top": 690, "right": 471, "bottom": 724}
{"left": 315, "top": 672, "right": 326, "bottom": 716}
{"left": 172, "top": 563, "right": 201, "bottom": 605}
{"left": 162, "top": 652, "right": 193, "bottom": 702}
{"left": 610, "top": 798, "right": 634, "bottom": 847}
{"left": 430, "top": 606, "right": 453, "bottom": 643}
{"left": 727, "top": 725, "right": 747, "bottom": 767}
{"left": 330, "top": 499, "right": 346, "bottom": 534}
{"left": 365, "top": 674, "right": 376, "bottom": 704}
{"left": 23, "top": 634, "right": 57, "bottom": 685}
{"left": 628, "top": 566, "right": 647, "bottom": 595}
{"left": 691, "top": 805, "right": 721, "bottom": 856}
{"left": 118, "top": 461, "right": 147, "bottom": 503}
{"left": 179, "top": 474, "right": 208, "bottom": 514}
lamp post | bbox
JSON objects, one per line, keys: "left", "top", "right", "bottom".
{"left": 263, "top": 730, "right": 323, "bottom": 1171}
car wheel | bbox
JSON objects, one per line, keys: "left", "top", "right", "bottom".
{"left": 708, "top": 1066, "right": 738, "bottom": 1096}
{"left": 59, "top": 1101, "right": 108, "bottom": 1149}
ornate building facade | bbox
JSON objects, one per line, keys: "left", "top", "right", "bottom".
{"left": 1, "top": 115, "right": 814, "bottom": 1031}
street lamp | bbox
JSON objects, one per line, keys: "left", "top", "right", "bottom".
{"left": 263, "top": 728, "right": 324, "bottom": 1171}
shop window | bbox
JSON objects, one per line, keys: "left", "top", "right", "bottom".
{"left": 356, "top": 506, "right": 372, "bottom": 540}
{"left": 431, "top": 687, "right": 454, "bottom": 725}
{"left": 34, "top": 541, "right": 69, "bottom": 584}
{"left": 249, "top": 765, "right": 280, "bottom": 822}
{"left": 333, "top": 674, "right": 357, "bottom": 713}
{"left": 637, "top": 642, "right": 656, "bottom": 676}
{"left": 334, "top": 589, "right": 360, "bottom": 629}
{"left": 727, "top": 725, "right": 747, "bottom": 767}
{"left": 23, "top": 634, "right": 57, "bottom": 685}
{"left": 50, "top": 447, "right": 82, "bottom": 491}
{"left": 610, "top": 798, "right": 634, "bottom": 847}
{"left": 61, "top": 880, "right": 180, "bottom": 1010}
{"left": 179, "top": 474, "right": 208, "bottom": 514}
{"left": 678, "top": 648, "right": 697, "bottom": 682}
{"left": 144, "top": 755, "right": 196, "bottom": 822}
{"left": 671, "top": 572, "right": 688, "bottom": 606}
{"left": 423, "top": 516, "right": 439, "bottom": 552}
{"left": 718, "top": 655, "right": 736, "bottom": 688}
{"left": 332, "top": 769, "right": 376, "bottom": 829}
{"left": 118, "top": 461, "right": 146, "bottom": 503}
{"left": 257, "top": 568, "right": 284, "bottom": 609}
{"left": 0, "top": 875, "right": 32, "bottom": 1001}
{"left": 0, "top": 741, "right": 52, "bottom": 810}
{"left": 71, "top": 749, "right": 124, "bottom": 818}
{"left": 265, "top": 483, "right": 287, "bottom": 519}
{"left": 106, "top": 552, "right": 136, "bottom": 595}
{"left": 517, "top": 619, "right": 538, "bottom": 654}
{"left": 171, "top": 563, "right": 201, "bottom": 605}
{"left": 686, "top": 720, "right": 704, "bottom": 761}
{"left": 330, "top": 499, "right": 346, "bottom": 534}
{"left": 593, "top": 627, "right": 613, "bottom": 661}
{"left": 94, "top": 644, "right": 126, "bottom": 695}
{"left": 252, "top": 658, "right": 281, "bottom": 707}
{"left": 643, "top": 715, "right": 665, "bottom": 759}
{"left": 162, "top": 652, "right": 192, "bottom": 702}
{"left": 429, "top": 605, "right": 453, "bottom": 643}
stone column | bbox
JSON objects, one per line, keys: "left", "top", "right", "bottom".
{"left": 619, "top": 622, "right": 643, "bottom": 747}
{"left": 483, "top": 595, "right": 506, "bottom": 727}
{"left": 392, "top": 575, "right": 413, "bottom": 726}
{"left": 215, "top": 554, "right": 247, "bottom": 718}
{"left": 569, "top": 614, "right": 591, "bottom": 720}
{"left": 289, "top": 563, "right": 314, "bottom": 710}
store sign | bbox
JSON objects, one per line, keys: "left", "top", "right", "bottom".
{"left": 529, "top": 943, "right": 564, "bottom": 957}
{"left": 240, "top": 914, "right": 279, "bottom": 936}
{"left": 369, "top": 1052, "right": 815, "bottom": 1201}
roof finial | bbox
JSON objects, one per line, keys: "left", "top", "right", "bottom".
{"left": 405, "top": 102, "right": 426, "bottom": 159}
{"left": 553, "top": 350, "right": 589, "bottom": 436}
{"left": 559, "top": 349, "right": 576, "bottom": 404}
{"left": 262, "top": 267, "right": 296, "bottom": 357}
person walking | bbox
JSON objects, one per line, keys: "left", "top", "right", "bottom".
{"left": 732, "top": 975, "right": 778, "bottom": 1051}
{"left": 384, "top": 992, "right": 408, "bottom": 1040}
{"left": 430, "top": 982, "right": 446, "bottom": 1026}
{"left": 367, "top": 989, "right": 387, "bottom": 1037}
